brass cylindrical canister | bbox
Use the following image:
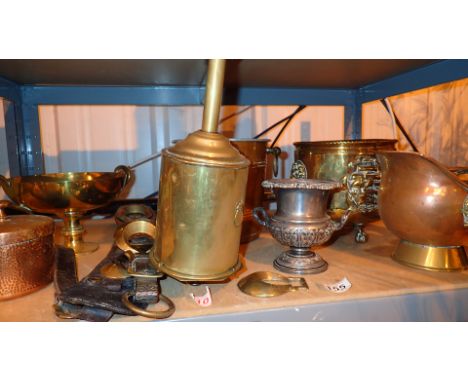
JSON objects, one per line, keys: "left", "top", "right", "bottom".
{"left": 150, "top": 59, "right": 250, "bottom": 281}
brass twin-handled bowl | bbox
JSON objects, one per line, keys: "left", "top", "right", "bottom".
{"left": 377, "top": 151, "right": 468, "bottom": 271}
{"left": 292, "top": 139, "right": 397, "bottom": 243}
{"left": 0, "top": 165, "right": 132, "bottom": 254}
{"left": 230, "top": 139, "right": 281, "bottom": 243}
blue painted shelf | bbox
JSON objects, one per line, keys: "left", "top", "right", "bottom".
{"left": 1, "top": 59, "right": 467, "bottom": 176}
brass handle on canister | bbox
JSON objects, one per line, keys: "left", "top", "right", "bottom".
{"left": 266, "top": 147, "right": 281, "bottom": 177}
{"left": 122, "top": 292, "right": 175, "bottom": 319}
{"left": 252, "top": 207, "right": 271, "bottom": 227}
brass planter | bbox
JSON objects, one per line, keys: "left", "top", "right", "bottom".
{"left": 293, "top": 139, "right": 397, "bottom": 242}
{"left": 377, "top": 151, "right": 468, "bottom": 272}
{"left": 230, "top": 139, "right": 280, "bottom": 243}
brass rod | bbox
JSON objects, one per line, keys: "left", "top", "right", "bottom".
{"left": 201, "top": 59, "right": 226, "bottom": 134}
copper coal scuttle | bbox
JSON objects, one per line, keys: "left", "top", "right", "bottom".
{"left": 377, "top": 151, "right": 468, "bottom": 272}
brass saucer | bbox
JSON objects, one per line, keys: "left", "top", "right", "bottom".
{"left": 238, "top": 271, "right": 308, "bottom": 298}
{"left": 392, "top": 240, "right": 468, "bottom": 272}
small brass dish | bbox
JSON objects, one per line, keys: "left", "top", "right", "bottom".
{"left": 238, "top": 271, "right": 308, "bottom": 298}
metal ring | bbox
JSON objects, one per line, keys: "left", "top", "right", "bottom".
{"left": 122, "top": 292, "right": 175, "bottom": 319}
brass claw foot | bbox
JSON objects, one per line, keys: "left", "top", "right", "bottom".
{"left": 354, "top": 223, "right": 368, "bottom": 243}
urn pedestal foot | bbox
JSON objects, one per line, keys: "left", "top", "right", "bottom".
{"left": 273, "top": 249, "right": 328, "bottom": 275}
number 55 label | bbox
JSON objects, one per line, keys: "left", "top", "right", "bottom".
{"left": 322, "top": 277, "right": 352, "bottom": 294}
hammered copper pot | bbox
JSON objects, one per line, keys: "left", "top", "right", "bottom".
{"left": 230, "top": 139, "right": 280, "bottom": 243}
{"left": 0, "top": 201, "right": 55, "bottom": 300}
{"left": 293, "top": 139, "right": 397, "bottom": 243}
{"left": 377, "top": 151, "right": 468, "bottom": 271}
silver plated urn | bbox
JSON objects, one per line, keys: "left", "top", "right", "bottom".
{"left": 253, "top": 179, "right": 351, "bottom": 275}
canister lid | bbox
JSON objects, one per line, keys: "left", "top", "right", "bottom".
{"left": 0, "top": 201, "right": 55, "bottom": 246}
{"left": 166, "top": 130, "right": 250, "bottom": 168}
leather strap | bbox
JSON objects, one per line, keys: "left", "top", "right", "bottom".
{"left": 53, "top": 245, "right": 156, "bottom": 322}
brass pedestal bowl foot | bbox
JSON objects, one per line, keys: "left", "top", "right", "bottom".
{"left": 354, "top": 223, "right": 368, "bottom": 243}
{"left": 64, "top": 238, "right": 99, "bottom": 254}
{"left": 62, "top": 211, "right": 99, "bottom": 254}
{"left": 393, "top": 240, "right": 468, "bottom": 272}
{"left": 273, "top": 249, "right": 328, "bottom": 275}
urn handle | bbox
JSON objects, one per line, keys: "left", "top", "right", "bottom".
{"left": 330, "top": 208, "right": 354, "bottom": 232}
{"left": 266, "top": 147, "right": 281, "bottom": 177}
{"left": 253, "top": 207, "right": 271, "bottom": 227}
